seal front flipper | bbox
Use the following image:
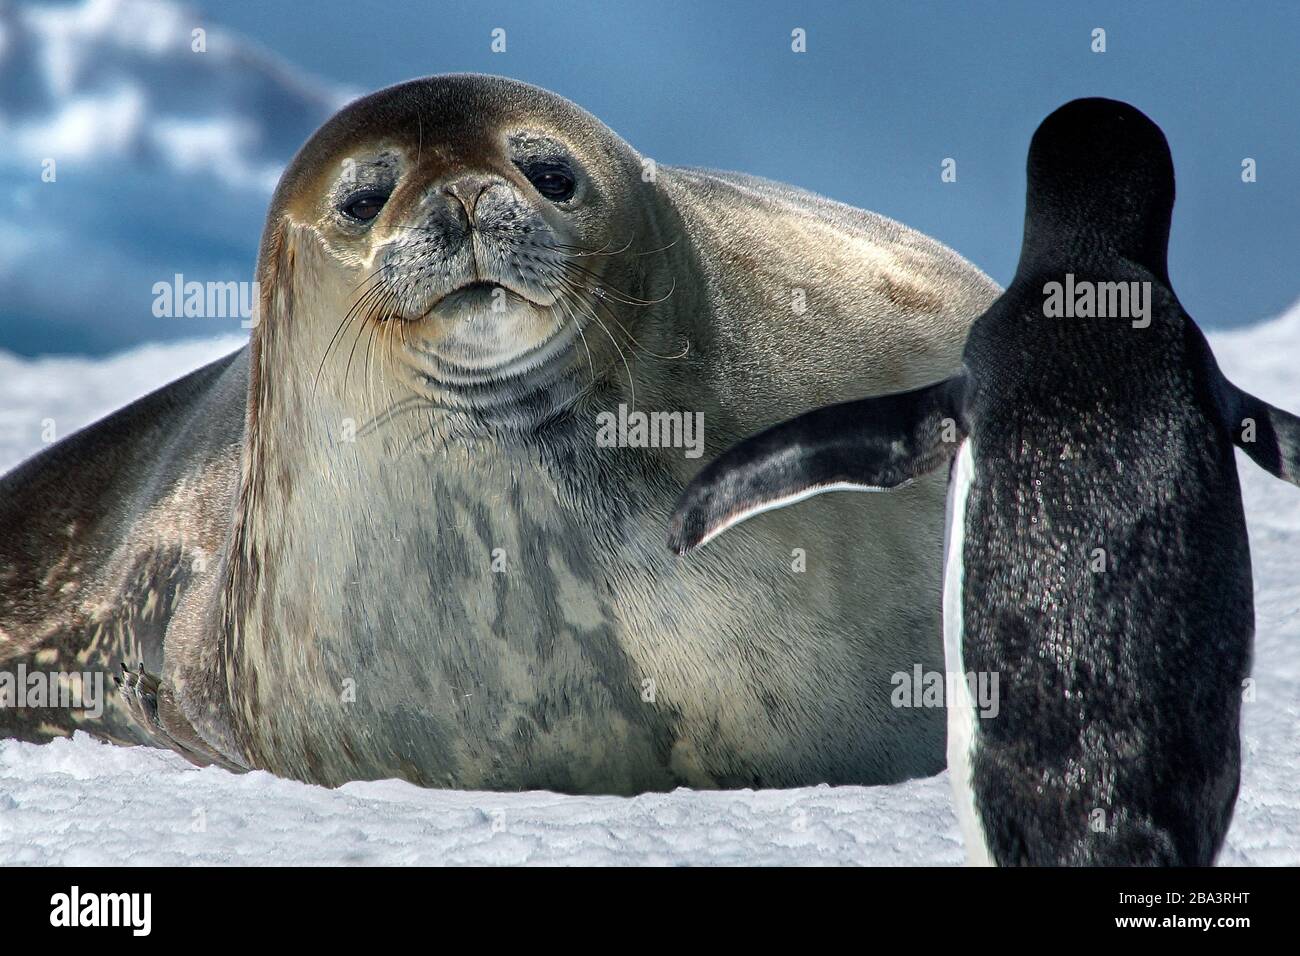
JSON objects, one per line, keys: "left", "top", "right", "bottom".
{"left": 1223, "top": 380, "right": 1300, "bottom": 486}
{"left": 116, "top": 662, "right": 247, "bottom": 772}
{"left": 668, "top": 375, "right": 967, "bottom": 554}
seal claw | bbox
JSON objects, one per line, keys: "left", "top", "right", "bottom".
{"left": 117, "top": 660, "right": 162, "bottom": 728}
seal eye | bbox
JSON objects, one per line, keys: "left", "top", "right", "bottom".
{"left": 525, "top": 163, "right": 576, "bottom": 202}
{"left": 341, "top": 191, "right": 389, "bottom": 222}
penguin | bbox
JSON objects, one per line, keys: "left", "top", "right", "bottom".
{"left": 667, "top": 98, "right": 1300, "bottom": 866}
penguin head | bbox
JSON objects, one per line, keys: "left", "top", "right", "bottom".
{"left": 1020, "top": 98, "right": 1174, "bottom": 285}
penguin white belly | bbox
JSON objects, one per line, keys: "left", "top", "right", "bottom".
{"left": 942, "top": 441, "right": 994, "bottom": 866}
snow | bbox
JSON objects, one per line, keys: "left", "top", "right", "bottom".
{"left": 0, "top": 335, "right": 245, "bottom": 467}
{"left": 0, "top": 736, "right": 961, "bottom": 866}
{"left": 2, "top": 306, "right": 1299, "bottom": 865}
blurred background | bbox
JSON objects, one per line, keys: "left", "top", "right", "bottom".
{"left": 0, "top": 0, "right": 1297, "bottom": 356}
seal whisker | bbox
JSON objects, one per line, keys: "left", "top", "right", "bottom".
{"left": 550, "top": 235, "right": 630, "bottom": 258}
{"left": 546, "top": 268, "right": 689, "bottom": 361}
{"left": 372, "top": 283, "right": 415, "bottom": 410}
{"left": 554, "top": 235, "right": 678, "bottom": 259}
{"left": 625, "top": 236, "right": 680, "bottom": 259}
{"left": 559, "top": 291, "right": 598, "bottom": 387}
{"left": 558, "top": 258, "right": 673, "bottom": 307}
{"left": 316, "top": 275, "right": 396, "bottom": 391}
{"left": 585, "top": 287, "right": 689, "bottom": 360}
{"left": 355, "top": 395, "right": 438, "bottom": 437}
{"left": 348, "top": 263, "right": 392, "bottom": 297}
{"left": 553, "top": 278, "right": 636, "bottom": 411}
{"left": 345, "top": 286, "right": 397, "bottom": 387}
{"left": 390, "top": 396, "right": 476, "bottom": 463}
{"left": 363, "top": 315, "right": 382, "bottom": 419}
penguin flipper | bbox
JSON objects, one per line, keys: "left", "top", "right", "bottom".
{"left": 667, "top": 375, "right": 966, "bottom": 555}
{"left": 1225, "top": 382, "right": 1300, "bottom": 486}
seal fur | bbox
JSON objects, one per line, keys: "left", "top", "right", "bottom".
{"left": 0, "top": 74, "right": 999, "bottom": 793}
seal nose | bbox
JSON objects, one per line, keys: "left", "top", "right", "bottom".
{"left": 442, "top": 174, "right": 497, "bottom": 226}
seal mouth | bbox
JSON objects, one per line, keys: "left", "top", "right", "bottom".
{"left": 397, "top": 279, "right": 554, "bottom": 322}
{"left": 426, "top": 280, "right": 529, "bottom": 315}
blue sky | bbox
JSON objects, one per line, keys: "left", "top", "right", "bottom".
{"left": 0, "top": 0, "right": 1296, "bottom": 354}
{"left": 209, "top": 0, "right": 1300, "bottom": 322}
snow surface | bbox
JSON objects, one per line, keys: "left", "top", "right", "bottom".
{"left": 1, "top": 307, "right": 1299, "bottom": 865}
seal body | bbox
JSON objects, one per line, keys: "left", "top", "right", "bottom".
{"left": 0, "top": 75, "right": 998, "bottom": 792}
{"left": 669, "top": 98, "right": 1300, "bottom": 862}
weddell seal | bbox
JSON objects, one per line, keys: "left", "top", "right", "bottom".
{"left": 669, "top": 97, "right": 1300, "bottom": 861}
{"left": 0, "top": 74, "right": 999, "bottom": 793}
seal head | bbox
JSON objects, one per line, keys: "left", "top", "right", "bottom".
{"left": 259, "top": 75, "right": 666, "bottom": 431}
